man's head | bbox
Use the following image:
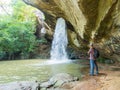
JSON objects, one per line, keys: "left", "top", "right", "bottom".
{"left": 90, "top": 43, "right": 94, "bottom": 48}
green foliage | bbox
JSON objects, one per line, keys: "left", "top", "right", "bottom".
{"left": 0, "top": 0, "right": 37, "bottom": 59}
{"left": 37, "top": 37, "right": 48, "bottom": 44}
{"left": 97, "top": 57, "right": 115, "bottom": 64}
{"left": 97, "top": 57, "right": 106, "bottom": 63}
{"left": 0, "top": 21, "right": 36, "bottom": 52}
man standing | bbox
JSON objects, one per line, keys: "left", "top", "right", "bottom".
{"left": 88, "top": 43, "right": 99, "bottom": 76}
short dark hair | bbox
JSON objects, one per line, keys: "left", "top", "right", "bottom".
{"left": 90, "top": 43, "right": 93, "bottom": 46}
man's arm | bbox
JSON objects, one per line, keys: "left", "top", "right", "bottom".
{"left": 88, "top": 48, "right": 91, "bottom": 54}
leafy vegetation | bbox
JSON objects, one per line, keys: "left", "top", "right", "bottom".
{"left": 0, "top": 0, "right": 37, "bottom": 60}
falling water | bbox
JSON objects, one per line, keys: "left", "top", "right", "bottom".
{"left": 50, "top": 18, "right": 68, "bottom": 60}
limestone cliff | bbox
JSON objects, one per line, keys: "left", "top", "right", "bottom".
{"left": 23, "top": 0, "right": 120, "bottom": 61}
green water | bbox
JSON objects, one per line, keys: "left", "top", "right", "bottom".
{"left": 0, "top": 59, "right": 89, "bottom": 84}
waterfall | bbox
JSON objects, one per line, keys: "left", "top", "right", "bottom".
{"left": 50, "top": 18, "right": 68, "bottom": 60}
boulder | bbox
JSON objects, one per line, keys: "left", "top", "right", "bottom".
{"left": 41, "top": 73, "right": 79, "bottom": 89}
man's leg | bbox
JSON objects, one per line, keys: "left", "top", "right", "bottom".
{"left": 94, "top": 60, "right": 99, "bottom": 74}
{"left": 90, "top": 59, "right": 94, "bottom": 75}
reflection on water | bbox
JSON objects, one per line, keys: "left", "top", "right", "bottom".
{"left": 0, "top": 59, "right": 89, "bottom": 84}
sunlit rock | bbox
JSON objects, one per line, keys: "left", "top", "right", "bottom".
{"left": 23, "top": 0, "right": 120, "bottom": 61}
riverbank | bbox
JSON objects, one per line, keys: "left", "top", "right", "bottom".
{"left": 72, "top": 63, "right": 120, "bottom": 90}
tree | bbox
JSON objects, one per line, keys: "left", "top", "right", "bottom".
{"left": 0, "top": 0, "right": 37, "bottom": 60}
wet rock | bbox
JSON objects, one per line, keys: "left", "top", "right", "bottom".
{"left": 0, "top": 73, "right": 79, "bottom": 90}
{"left": 40, "top": 81, "right": 54, "bottom": 88}
{"left": 53, "top": 80, "right": 65, "bottom": 88}
{"left": 40, "top": 73, "right": 79, "bottom": 89}
{"left": 41, "top": 88, "right": 47, "bottom": 90}
{"left": 49, "top": 73, "right": 78, "bottom": 83}
{"left": 0, "top": 81, "right": 40, "bottom": 90}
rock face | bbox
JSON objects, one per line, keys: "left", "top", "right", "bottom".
{"left": 23, "top": 0, "right": 120, "bottom": 61}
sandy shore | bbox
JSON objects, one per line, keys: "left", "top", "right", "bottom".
{"left": 72, "top": 63, "right": 120, "bottom": 90}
